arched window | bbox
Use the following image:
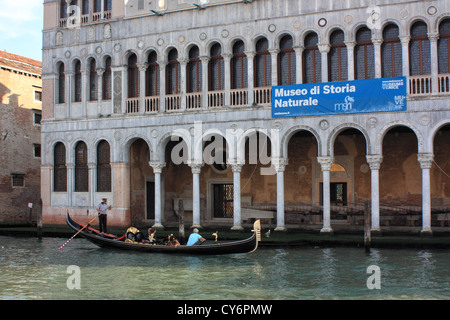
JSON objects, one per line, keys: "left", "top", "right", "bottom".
{"left": 128, "top": 53, "right": 139, "bottom": 98}
{"left": 209, "top": 43, "right": 224, "bottom": 91}
{"left": 382, "top": 24, "right": 402, "bottom": 77}
{"left": 104, "top": 0, "right": 112, "bottom": 11}
{"left": 82, "top": 0, "right": 89, "bottom": 15}
{"left": 355, "top": 27, "right": 375, "bottom": 79}
{"left": 303, "top": 32, "right": 321, "bottom": 83}
{"left": 54, "top": 142, "right": 67, "bottom": 192}
{"left": 254, "top": 38, "right": 271, "bottom": 87}
{"left": 438, "top": 19, "right": 450, "bottom": 74}
{"left": 187, "top": 46, "right": 202, "bottom": 93}
{"left": 75, "top": 141, "right": 88, "bottom": 192}
{"left": 97, "top": 140, "right": 111, "bottom": 192}
{"left": 278, "top": 35, "right": 296, "bottom": 85}
{"left": 166, "top": 49, "right": 180, "bottom": 94}
{"left": 231, "top": 40, "right": 247, "bottom": 89}
{"left": 146, "top": 51, "right": 159, "bottom": 96}
{"left": 74, "top": 60, "right": 82, "bottom": 102}
{"left": 329, "top": 29, "right": 348, "bottom": 82}
{"left": 89, "top": 59, "right": 98, "bottom": 101}
{"left": 103, "top": 57, "right": 112, "bottom": 100}
{"left": 60, "top": 0, "right": 67, "bottom": 18}
{"left": 58, "top": 63, "right": 65, "bottom": 104}
{"left": 94, "top": 0, "right": 101, "bottom": 12}
{"left": 409, "top": 21, "right": 431, "bottom": 76}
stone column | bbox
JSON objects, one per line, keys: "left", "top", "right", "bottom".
{"left": 81, "top": 69, "right": 88, "bottom": 117}
{"left": 429, "top": 33, "right": 439, "bottom": 95}
{"left": 418, "top": 153, "right": 434, "bottom": 235}
{"left": 245, "top": 51, "right": 255, "bottom": 106}
{"left": 293, "top": 46, "right": 304, "bottom": 84}
{"left": 179, "top": 58, "right": 188, "bottom": 111}
{"left": 65, "top": 71, "right": 73, "bottom": 118}
{"left": 138, "top": 62, "right": 148, "bottom": 114}
{"left": 366, "top": 155, "right": 383, "bottom": 231}
{"left": 200, "top": 55, "right": 209, "bottom": 109}
{"left": 317, "top": 156, "right": 333, "bottom": 233}
{"left": 345, "top": 41, "right": 356, "bottom": 81}
{"left": 67, "top": 163, "right": 74, "bottom": 207}
{"left": 318, "top": 44, "right": 330, "bottom": 83}
{"left": 88, "top": 162, "right": 96, "bottom": 207}
{"left": 231, "top": 163, "right": 244, "bottom": 230}
{"left": 189, "top": 162, "right": 203, "bottom": 228}
{"left": 373, "top": 39, "right": 383, "bottom": 78}
{"left": 273, "top": 158, "right": 288, "bottom": 231}
{"left": 222, "top": 53, "right": 232, "bottom": 106}
{"left": 96, "top": 68, "right": 104, "bottom": 115}
{"left": 269, "top": 49, "right": 279, "bottom": 86}
{"left": 110, "top": 162, "right": 131, "bottom": 226}
{"left": 158, "top": 59, "right": 166, "bottom": 112}
{"left": 150, "top": 161, "right": 165, "bottom": 229}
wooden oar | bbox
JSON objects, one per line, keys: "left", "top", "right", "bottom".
{"left": 59, "top": 210, "right": 102, "bottom": 251}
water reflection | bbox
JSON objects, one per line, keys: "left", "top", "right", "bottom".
{"left": 0, "top": 236, "right": 449, "bottom": 300}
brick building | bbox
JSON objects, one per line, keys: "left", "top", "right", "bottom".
{"left": 41, "top": 0, "right": 450, "bottom": 233}
{"left": 0, "top": 50, "right": 42, "bottom": 224}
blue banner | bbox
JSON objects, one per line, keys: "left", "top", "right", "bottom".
{"left": 271, "top": 77, "right": 407, "bottom": 118}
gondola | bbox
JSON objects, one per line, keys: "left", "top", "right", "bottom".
{"left": 66, "top": 212, "right": 261, "bottom": 255}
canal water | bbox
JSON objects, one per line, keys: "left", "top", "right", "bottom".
{"left": 0, "top": 236, "right": 449, "bottom": 300}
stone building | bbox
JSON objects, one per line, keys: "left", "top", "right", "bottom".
{"left": 41, "top": 0, "right": 450, "bottom": 234}
{"left": 0, "top": 50, "right": 42, "bottom": 224}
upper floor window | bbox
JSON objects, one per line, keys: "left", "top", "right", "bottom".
{"left": 89, "top": 59, "right": 98, "bottom": 101}
{"left": 303, "top": 32, "right": 321, "bottom": 83}
{"left": 128, "top": 53, "right": 139, "bottom": 98}
{"left": 329, "top": 29, "right": 348, "bottom": 82}
{"left": 74, "top": 60, "right": 82, "bottom": 102}
{"left": 231, "top": 40, "right": 247, "bottom": 89}
{"left": 355, "top": 27, "right": 375, "bottom": 80}
{"left": 382, "top": 24, "right": 402, "bottom": 78}
{"left": 254, "top": 38, "right": 271, "bottom": 87}
{"left": 166, "top": 49, "right": 180, "bottom": 94}
{"left": 438, "top": 19, "right": 450, "bottom": 74}
{"left": 146, "top": 51, "right": 159, "bottom": 97}
{"left": 410, "top": 21, "right": 431, "bottom": 76}
{"left": 75, "top": 141, "right": 88, "bottom": 192}
{"left": 278, "top": 35, "right": 296, "bottom": 85}
{"left": 97, "top": 140, "right": 111, "bottom": 192}
{"left": 103, "top": 57, "right": 112, "bottom": 100}
{"left": 58, "top": 63, "right": 65, "bottom": 104}
{"left": 187, "top": 46, "right": 202, "bottom": 93}
{"left": 54, "top": 142, "right": 67, "bottom": 192}
{"left": 209, "top": 43, "right": 224, "bottom": 91}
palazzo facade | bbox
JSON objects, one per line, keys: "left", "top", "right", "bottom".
{"left": 42, "top": 0, "right": 450, "bottom": 233}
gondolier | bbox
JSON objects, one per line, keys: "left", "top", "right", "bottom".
{"left": 96, "top": 198, "right": 112, "bottom": 233}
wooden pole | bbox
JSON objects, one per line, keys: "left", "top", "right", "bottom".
{"left": 37, "top": 199, "right": 42, "bottom": 240}
{"left": 177, "top": 199, "right": 185, "bottom": 243}
{"left": 364, "top": 200, "right": 371, "bottom": 252}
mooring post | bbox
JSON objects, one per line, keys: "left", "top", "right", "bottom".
{"left": 178, "top": 199, "right": 185, "bottom": 243}
{"left": 364, "top": 200, "right": 371, "bottom": 252}
{"left": 37, "top": 198, "right": 42, "bottom": 240}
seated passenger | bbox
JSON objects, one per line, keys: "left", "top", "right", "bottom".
{"left": 146, "top": 228, "right": 157, "bottom": 243}
{"left": 168, "top": 235, "right": 180, "bottom": 248}
{"left": 186, "top": 228, "right": 205, "bottom": 246}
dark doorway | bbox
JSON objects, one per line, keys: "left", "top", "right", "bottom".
{"left": 146, "top": 181, "right": 155, "bottom": 220}
{"left": 320, "top": 182, "right": 348, "bottom": 206}
{"left": 213, "top": 184, "right": 234, "bottom": 218}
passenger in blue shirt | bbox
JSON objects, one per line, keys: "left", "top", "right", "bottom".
{"left": 186, "top": 228, "right": 205, "bottom": 246}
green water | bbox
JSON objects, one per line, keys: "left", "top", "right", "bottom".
{"left": 0, "top": 236, "right": 449, "bottom": 300}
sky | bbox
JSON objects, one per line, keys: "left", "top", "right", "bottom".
{"left": 0, "top": 0, "right": 44, "bottom": 62}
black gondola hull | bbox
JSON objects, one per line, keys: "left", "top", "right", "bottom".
{"left": 66, "top": 213, "right": 259, "bottom": 255}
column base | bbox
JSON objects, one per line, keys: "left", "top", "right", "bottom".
{"left": 231, "top": 225, "right": 244, "bottom": 231}
{"left": 320, "top": 226, "right": 334, "bottom": 234}
{"left": 420, "top": 228, "right": 433, "bottom": 237}
{"left": 275, "top": 225, "right": 287, "bottom": 232}
{"left": 191, "top": 224, "right": 202, "bottom": 229}
{"left": 152, "top": 223, "right": 164, "bottom": 230}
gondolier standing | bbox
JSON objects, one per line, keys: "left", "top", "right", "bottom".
{"left": 96, "top": 198, "right": 112, "bottom": 233}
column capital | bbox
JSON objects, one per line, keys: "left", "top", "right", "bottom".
{"left": 317, "top": 156, "right": 333, "bottom": 171}
{"left": 428, "top": 32, "right": 439, "bottom": 42}
{"left": 344, "top": 41, "right": 356, "bottom": 49}
{"left": 269, "top": 48, "right": 280, "bottom": 56}
{"left": 244, "top": 51, "right": 256, "bottom": 59}
{"left": 366, "top": 155, "right": 383, "bottom": 170}
{"left": 318, "top": 44, "right": 331, "bottom": 53}
{"left": 199, "top": 55, "right": 210, "bottom": 63}
{"left": 417, "top": 153, "right": 434, "bottom": 169}
{"left": 231, "top": 163, "right": 244, "bottom": 173}
{"left": 272, "top": 158, "right": 288, "bottom": 172}
{"left": 137, "top": 63, "right": 149, "bottom": 72}
{"left": 149, "top": 161, "right": 166, "bottom": 174}
{"left": 188, "top": 161, "right": 203, "bottom": 174}
{"left": 399, "top": 35, "right": 410, "bottom": 45}
{"left": 96, "top": 68, "right": 105, "bottom": 76}
{"left": 221, "top": 53, "right": 232, "bottom": 61}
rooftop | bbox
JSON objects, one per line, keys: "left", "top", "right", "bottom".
{"left": 0, "top": 50, "right": 42, "bottom": 76}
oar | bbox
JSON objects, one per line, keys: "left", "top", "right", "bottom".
{"left": 59, "top": 210, "right": 102, "bottom": 251}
